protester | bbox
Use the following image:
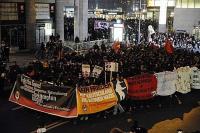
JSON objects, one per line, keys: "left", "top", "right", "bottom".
{"left": 4, "top": 42, "right": 10, "bottom": 62}
{"left": 110, "top": 128, "right": 125, "bottom": 133}
{"left": 0, "top": 41, "right": 6, "bottom": 61}
{"left": 0, "top": 61, "right": 7, "bottom": 94}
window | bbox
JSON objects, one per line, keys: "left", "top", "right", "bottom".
{"left": 167, "top": 0, "right": 176, "bottom": 7}
{"left": 195, "top": 0, "right": 200, "bottom": 8}
{"left": 176, "top": 0, "right": 182, "bottom": 8}
{"left": 0, "top": 3, "right": 18, "bottom": 20}
{"left": 181, "top": 0, "right": 188, "bottom": 8}
{"left": 188, "top": 0, "right": 195, "bottom": 8}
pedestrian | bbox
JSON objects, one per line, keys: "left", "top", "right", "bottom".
{"left": 1, "top": 41, "right": 6, "bottom": 61}
{"left": 110, "top": 128, "right": 125, "bottom": 133}
{"left": 4, "top": 42, "right": 10, "bottom": 62}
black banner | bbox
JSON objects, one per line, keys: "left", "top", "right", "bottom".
{"left": 9, "top": 75, "right": 77, "bottom": 118}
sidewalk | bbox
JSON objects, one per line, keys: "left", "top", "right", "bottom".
{"left": 8, "top": 53, "right": 35, "bottom": 67}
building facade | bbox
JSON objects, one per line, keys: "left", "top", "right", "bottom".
{"left": 147, "top": 0, "right": 200, "bottom": 34}
{"left": 173, "top": 0, "right": 200, "bottom": 35}
{"left": 0, "top": 0, "right": 88, "bottom": 50}
{"left": 0, "top": 0, "right": 55, "bottom": 50}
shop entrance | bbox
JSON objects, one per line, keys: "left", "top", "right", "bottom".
{"left": 0, "top": 24, "right": 26, "bottom": 49}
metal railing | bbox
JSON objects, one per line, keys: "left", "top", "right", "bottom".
{"left": 64, "top": 39, "right": 109, "bottom": 51}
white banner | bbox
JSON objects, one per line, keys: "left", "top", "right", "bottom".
{"left": 175, "top": 66, "right": 192, "bottom": 94}
{"left": 82, "top": 64, "right": 90, "bottom": 78}
{"left": 155, "top": 71, "right": 177, "bottom": 96}
{"left": 191, "top": 67, "right": 200, "bottom": 89}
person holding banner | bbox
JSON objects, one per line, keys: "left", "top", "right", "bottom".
{"left": 112, "top": 75, "right": 127, "bottom": 115}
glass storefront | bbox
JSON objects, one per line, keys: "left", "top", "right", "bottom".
{"left": 176, "top": 0, "right": 200, "bottom": 8}
{"left": 147, "top": 0, "right": 176, "bottom": 32}
{"left": 0, "top": 25, "right": 26, "bottom": 49}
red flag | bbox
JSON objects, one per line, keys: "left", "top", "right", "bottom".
{"left": 27, "top": 69, "right": 35, "bottom": 77}
{"left": 112, "top": 41, "right": 120, "bottom": 53}
{"left": 164, "top": 39, "right": 174, "bottom": 54}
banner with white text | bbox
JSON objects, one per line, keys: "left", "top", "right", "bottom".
{"left": 9, "top": 75, "right": 77, "bottom": 118}
{"left": 76, "top": 82, "right": 118, "bottom": 115}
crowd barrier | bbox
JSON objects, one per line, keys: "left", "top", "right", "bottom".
{"left": 9, "top": 66, "right": 200, "bottom": 118}
{"left": 64, "top": 39, "right": 109, "bottom": 52}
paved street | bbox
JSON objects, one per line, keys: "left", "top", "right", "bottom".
{"left": 8, "top": 53, "right": 35, "bottom": 67}
{"left": 0, "top": 90, "right": 200, "bottom": 133}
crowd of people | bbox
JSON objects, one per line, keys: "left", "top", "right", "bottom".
{"left": 150, "top": 32, "right": 200, "bottom": 49}
{"left": 1, "top": 32, "right": 200, "bottom": 91}
{"left": 64, "top": 17, "right": 74, "bottom": 41}
{"left": 29, "top": 36, "right": 200, "bottom": 87}
{"left": 125, "top": 19, "right": 158, "bottom": 43}
{"left": 35, "top": 34, "right": 64, "bottom": 60}
{"left": 63, "top": 17, "right": 157, "bottom": 42}
{"left": 1, "top": 32, "right": 200, "bottom": 132}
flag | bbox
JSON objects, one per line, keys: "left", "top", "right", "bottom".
{"left": 127, "top": 25, "right": 133, "bottom": 29}
{"left": 112, "top": 41, "right": 120, "bottom": 53}
{"left": 164, "top": 39, "right": 174, "bottom": 54}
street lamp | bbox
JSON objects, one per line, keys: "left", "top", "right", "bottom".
{"left": 138, "top": 0, "right": 141, "bottom": 44}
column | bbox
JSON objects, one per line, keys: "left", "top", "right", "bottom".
{"left": 26, "top": 0, "right": 36, "bottom": 50}
{"left": 56, "top": 0, "right": 74, "bottom": 41}
{"left": 0, "top": 25, "right": 1, "bottom": 43}
{"left": 74, "top": 0, "right": 88, "bottom": 41}
{"left": 56, "top": 0, "right": 65, "bottom": 41}
{"left": 159, "top": 0, "right": 168, "bottom": 33}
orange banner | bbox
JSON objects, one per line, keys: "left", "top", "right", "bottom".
{"left": 77, "top": 83, "right": 118, "bottom": 115}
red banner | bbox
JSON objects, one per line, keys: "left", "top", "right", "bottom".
{"left": 127, "top": 74, "right": 157, "bottom": 100}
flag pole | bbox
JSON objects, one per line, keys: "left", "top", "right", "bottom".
{"left": 138, "top": 0, "right": 142, "bottom": 44}
{"left": 105, "top": 71, "right": 106, "bottom": 84}
{"left": 110, "top": 71, "right": 112, "bottom": 82}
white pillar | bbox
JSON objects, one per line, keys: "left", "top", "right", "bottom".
{"left": 74, "top": 0, "right": 88, "bottom": 41}
{"left": 0, "top": 25, "right": 1, "bottom": 43}
{"left": 159, "top": 0, "right": 168, "bottom": 33}
{"left": 138, "top": 0, "right": 142, "bottom": 44}
{"left": 26, "top": 0, "right": 36, "bottom": 49}
{"left": 56, "top": 0, "right": 65, "bottom": 41}
{"left": 56, "top": 0, "right": 88, "bottom": 42}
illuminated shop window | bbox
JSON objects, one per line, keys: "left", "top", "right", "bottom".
{"left": 176, "top": 0, "right": 182, "bottom": 8}
{"left": 181, "top": 0, "right": 188, "bottom": 8}
{"left": 188, "top": 0, "right": 195, "bottom": 8}
{"left": 195, "top": 0, "right": 200, "bottom": 8}
{"left": 167, "top": 0, "right": 175, "bottom": 7}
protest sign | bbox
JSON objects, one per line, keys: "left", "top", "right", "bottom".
{"left": 76, "top": 82, "right": 117, "bottom": 114}
{"left": 127, "top": 74, "right": 157, "bottom": 100}
{"left": 9, "top": 75, "right": 77, "bottom": 118}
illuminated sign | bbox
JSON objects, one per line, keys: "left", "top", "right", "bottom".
{"left": 113, "top": 24, "right": 124, "bottom": 42}
{"left": 147, "top": 0, "right": 175, "bottom": 7}
{"left": 36, "top": 4, "right": 50, "bottom": 20}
